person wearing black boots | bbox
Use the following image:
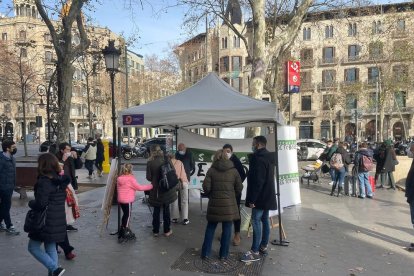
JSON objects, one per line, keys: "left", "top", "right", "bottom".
{"left": 330, "top": 142, "right": 351, "bottom": 197}
{"left": 405, "top": 143, "right": 414, "bottom": 252}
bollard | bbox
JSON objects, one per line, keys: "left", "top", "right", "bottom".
{"left": 102, "top": 139, "right": 110, "bottom": 174}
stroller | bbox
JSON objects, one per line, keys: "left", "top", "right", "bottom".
{"left": 300, "top": 160, "right": 322, "bottom": 185}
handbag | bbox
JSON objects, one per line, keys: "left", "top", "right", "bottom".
{"left": 24, "top": 206, "right": 48, "bottom": 233}
{"left": 321, "top": 163, "right": 330, "bottom": 174}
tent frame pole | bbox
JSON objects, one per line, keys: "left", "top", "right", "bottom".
{"left": 271, "top": 123, "right": 289, "bottom": 246}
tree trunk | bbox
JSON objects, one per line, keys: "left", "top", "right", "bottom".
{"left": 57, "top": 59, "right": 74, "bottom": 143}
{"left": 379, "top": 107, "right": 384, "bottom": 141}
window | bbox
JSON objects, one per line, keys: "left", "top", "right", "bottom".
{"left": 322, "top": 70, "right": 336, "bottom": 84}
{"left": 233, "top": 36, "right": 240, "bottom": 48}
{"left": 299, "top": 121, "right": 313, "bottom": 139}
{"left": 344, "top": 68, "right": 359, "bottom": 83}
{"left": 395, "top": 91, "right": 407, "bottom": 108}
{"left": 303, "top": 27, "right": 311, "bottom": 40}
{"left": 20, "top": 48, "right": 27, "bottom": 58}
{"left": 325, "top": 25, "right": 334, "bottom": 38}
{"left": 301, "top": 96, "right": 312, "bottom": 111}
{"left": 393, "top": 65, "right": 408, "bottom": 82}
{"left": 45, "top": 68, "right": 53, "bottom": 79}
{"left": 322, "top": 47, "right": 335, "bottom": 63}
{"left": 348, "top": 23, "right": 357, "bottom": 36}
{"left": 346, "top": 94, "right": 357, "bottom": 110}
{"left": 348, "top": 45, "right": 360, "bottom": 61}
{"left": 2, "top": 33, "right": 7, "bottom": 41}
{"left": 232, "top": 77, "right": 242, "bottom": 92}
{"left": 19, "top": 30, "right": 26, "bottom": 40}
{"left": 220, "top": 56, "right": 229, "bottom": 72}
{"left": 322, "top": 95, "right": 334, "bottom": 110}
{"left": 372, "top": 20, "right": 383, "bottom": 34}
{"left": 44, "top": 33, "right": 51, "bottom": 43}
{"left": 232, "top": 56, "right": 242, "bottom": 71}
{"left": 393, "top": 40, "right": 409, "bottom": 57}
{"left": 397, "top": 19, "right": 405, "bottom": 31}
{"left": 369, "top": 42, "right": 383, "bottom": 60}
{"left": 45, "top": 51, "right": 52, "bottom": 63}
{"left": 300, "top": 71, "right": 312, "bottom": 85}
{"left": 221, "top": 37, "right": 227, "bottom": 49}
{"left": 300, "top": 48, "right": 313, "bottom": 61}
{"left": 368, "top": 67, "right": 380, "bottom": 83}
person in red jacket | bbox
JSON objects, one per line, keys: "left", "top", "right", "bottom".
{"left": 117, "top": 164, "right": 153, "bottom": 242}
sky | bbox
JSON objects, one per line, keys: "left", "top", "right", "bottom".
{"left": 0, "top": 0, "right": 411, "bottom": 59}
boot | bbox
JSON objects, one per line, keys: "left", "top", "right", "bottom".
{"left": 118, "top": 227, "right": 126, "bottom": 243}
{"left": 233, "top": 232, "right": 241, "bottom": 246}
{"left": 337, "top": 186, "right": 343, "bottom": 197}
{"left": 124, "top": 228, "right": 136, "bottom": 241}
{"left": 330, "top": 183, "right": 337, "bottom": 196}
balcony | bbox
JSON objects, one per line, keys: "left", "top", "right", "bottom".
{"left": 318, "top": 57, "right": 338, "bottom": 67}
{"left": 301, "top": 59, "right": 315, "bottom": 68}
{"left": 294, "top": 110, "right": 318, "bottom": 118}
{"left": 318, "top": 81, "right": 337, "bottom": 91}
{"left": 341, "top": 55, "right": 362, "bottom": 65}
{"left": 341, "top": 80, "right": 362, "bottom": 88}
{"left": 367, "top": 55, "right": 387, "bottom": 63}
{"left": 300, "top": 82, "right": 315, "bottom": 91}
{"left": 319, "top": 110, "right": 335, "bottom": 117}
{"left": 365, "top": 79, "right": 378, "bottom": 88}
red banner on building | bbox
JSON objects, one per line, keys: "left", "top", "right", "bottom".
{"left": 286, "top": 61, "right": 300, "bottom": 93}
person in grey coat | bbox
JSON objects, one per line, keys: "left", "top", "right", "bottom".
{"left": 0, "top": 140, "right": 19, "bottom": 235}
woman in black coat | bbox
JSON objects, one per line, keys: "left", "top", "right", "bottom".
{"left": 95, "top": 138, "right": 105, "bottom": 177}
{"left": 27, "top": 153, "right": 70, "bottom": 276}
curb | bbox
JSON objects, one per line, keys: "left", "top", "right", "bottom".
{"left": 396, "top": 184, "right": 405, "bottom": 192}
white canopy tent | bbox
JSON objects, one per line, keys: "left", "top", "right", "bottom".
{"left": 118, "top": 72, "right": 284, "bottom": 128}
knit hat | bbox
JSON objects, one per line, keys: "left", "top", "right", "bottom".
{"left": 384, "top": 139, "right": 393, "bottom": 146}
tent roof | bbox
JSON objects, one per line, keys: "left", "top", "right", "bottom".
{"left": 118, "top": 72, "right": 284, "bottom": 128}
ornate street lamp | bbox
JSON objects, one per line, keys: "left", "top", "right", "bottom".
{"left": 102, "top": 40, "right": 121, "bottom": 154}
{"left": 0, "top": 113, "right": 10, "bottom": 141}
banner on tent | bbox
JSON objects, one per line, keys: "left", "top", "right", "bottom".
{"left": 178, "top": 127, "right": 301, "bottom": 209}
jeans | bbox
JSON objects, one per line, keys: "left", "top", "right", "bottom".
{"left": 251, "top": 208, "right": 270, "bottom": 253}
{"left": 380, "top": 172, "right": 395, "bottom": 188}
{"left": 358, "top": 172, "right": 373, "bottom": 197}
{"left": 120, "top": 203, "right": 132, "bottom": 228}
{"left": 201, "top": 221, "right": 232, "bottom": 258}
{"left": 171, "top": 184, "right": 189, "bottom": 220}
{"left": 28, "top": 239, "right": 58, "bottom": 273}
{"left": 0, "top": 189, "right": 13, "bottom": 228}
{"left": 95, "top": 160, "right": 103, "bottom": 172}
{"left": 153, "top": 204, "right": 171, "bottom": 234}
{"left": 334, "top": 167, "right": 346, "bottom": 188}
{"left": 329, "top": 168, "right": 336, "bottom": 182}
{"left": 85, "top": 160, "right": 95, "bottom": 176}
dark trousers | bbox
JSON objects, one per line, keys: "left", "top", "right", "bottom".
{"left": 95, "top": 160, "right": 103, "bottom": 172}
{"left": 57, "top": 233, "right": 74, "bottom": 255}
{"left": 152, "top": 204, "right": 170, "bottom": 234}
{"left": 0, "top": 189, "right": 13, "bottom": 228}
{"left": 202, "top": 221, "right": 232, "bottom": 258}
{"left": 234, "top": 194, "right": 241, "bottom": 233}
{"left": 85, "top": 160, "right": 95, "bottom": 176}
{"left": 120, "top": 203, "right": 132, "bottom": 228}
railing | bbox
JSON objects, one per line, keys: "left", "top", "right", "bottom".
{"left": 300, "top": 82, "right": 315, "bottom": 91}
{"left": 318, "top": 57, "right": 338, "bottom": 66}
{"left": 341, "top": 55, "right": 361, "bottom": 64}
{"left": 294, "top": 110, "right": 318, "bottom": 118}
{"left": 301, "top": 59, "right": 315, "bottom": 68}
{"left": 318, "top": 81, "right": 337, "bottom": 91}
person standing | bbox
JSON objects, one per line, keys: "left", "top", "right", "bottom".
{"left": 201, "top": 149, "right": 242, "bottom": 260}
{"left": 223, "top": 144, "right": 246, "bottom": 246}
{"left": 330, "top": 142, "right": 351, "bottom": 197}
{"left": 169, "top": 152, "right": 190, "bottom": 225}
{"left": 82, "top": 137, "right": 97, "bottom": 179}
{"left": 56, "top": 143, "right": 78, "bottom": 191}
{"left": 117, "top": 164, "right": 153, "bottom": 242}
{"left": 95, "top": 138, "right": 105, "bottom": 177}
{"left": 146, "top": 145, "right": 177, "bottom": 237}
{"left": 27, "top": 153, "right": 70, "bottom": 276}
{"left": 241, "top": 136, "right": 277, "bottom": 263}
{"left": 0, "top": 140, "right": 20, "bottom": 235}
{"left": 354, "top": 142, "right": 374, "bottom": 199}
{"left": 405, "top": 143, "right": 414, "bottom": 252}
{"left": 381, "top": 139, "right": 398, "bottom": 190}
{"left": 320, "top": 140, "right": 338, "bottom": 186}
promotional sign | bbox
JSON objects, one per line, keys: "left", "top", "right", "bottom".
{"left": 286, "top": 60, "right": 300, "bottom": 93}
{"left": 122, "top": 114, "right": 144, "bottom": 126}
{"left": 177, "top": 127, "right": 301, "bottom": 209}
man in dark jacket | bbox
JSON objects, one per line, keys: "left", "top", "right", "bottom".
{"left": 0, "top": 140, "right": 19, "bottom": 235}
{"left": 56, "top": 142, "right": 78, "bottom": 190}
{"left": 321, "top": 140, "right": 338, "bottom": 186}
{"left": 405, "top": 143, "right": 414, "bottom": 251}
{"left": 241, "top": 136, "right": 277, "bottom": 263}
{"left": 175, "top": 143, "right": 195, "bottom": 182}
{"left": 330, "top": 142, "right": 352, "bottom": 196}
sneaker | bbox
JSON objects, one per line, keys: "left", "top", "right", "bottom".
{"left": 65, "top": 252, "right": 76, "bottom": 260}
{"left": 171, "top": 219, "right": 178, "bottom": 223}
{"left": 183, "top": 219, "right": 190, "bottom": 225}
{"left": 358, "top": 195, "right": 365, "bottom": 199}
{"left": 66, "top": 225, "right": 78, "bottom": 232}
{"left": 6, "top": 226, "right": 20, "bottom": 236}
{"left": 53, "top": 267, "right": 65, "bottom": 276}
{"left": 164, "top": 230, "right": 173, "bottom": 237}
{"left": 366, "top": 195, "right": 373, "bottom": 199}
{"left": 259, "top": 246, "right": 268, "bottom": 255}
{"left": 328, "top": 181, "right": 334, "bottom": 186}
{"left": 0, "top": 222, "right": 6, "bottom": 232}
{"left": 153, "top": 232, "right": 159, "bottom": 237}
{"left": 241, "top": 250, "right": 260, "bottom": 263}
{"left": 87, "top": 175, "right": 93, "bottom": 179}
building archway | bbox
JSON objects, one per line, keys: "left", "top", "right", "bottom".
{"left": 393, "top": 121, "right": 405, "bottom": 141}
{"left": 5, "top": 122, "right": 14, "bottom": 140}
{"left": 345, "top": 123, "right": 356, "bottom": 143}
{"left": 299, "top": 121, "right": 313, "bottom": 139}
{"left": 365, "top": 120, "right": 376, "bottom": 142}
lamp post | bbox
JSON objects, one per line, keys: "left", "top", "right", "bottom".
{"left": 0, "top": 113, "right": 10, "bottom": 141}
{"left": 102, "top": 40, "right": 121, "bottom": 154}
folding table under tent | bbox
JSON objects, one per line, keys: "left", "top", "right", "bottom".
{"left": 118, "top": 72, "right": 289, "bottom": 245}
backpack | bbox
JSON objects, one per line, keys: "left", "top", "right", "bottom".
{"left": 359, "top": 154, "right": 374, "bottom": 172}
{"left": 329, "top": 153, "right": 344, "bottom": 170}
{"left": 159, "top": 158, "right": 179, "bottom": 191}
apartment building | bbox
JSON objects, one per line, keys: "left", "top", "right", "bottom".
{"left": 175, "top": 1, "right": 414, "bottom": 141}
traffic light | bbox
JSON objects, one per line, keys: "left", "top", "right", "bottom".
{"left": 35, "top": 116, "right": 42, "bottom": 127}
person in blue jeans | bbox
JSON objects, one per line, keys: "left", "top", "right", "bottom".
{"left": 330, "top": 142, "right": 351, "bottom": 196}
{"left": 354, "top": 142, "right": 374, "bottom": 199}
{"left": 242, "top": 136, "right": 277, "bottom": 263}
{"left": 201, "top": 149, "right": 242, "bottom": 260}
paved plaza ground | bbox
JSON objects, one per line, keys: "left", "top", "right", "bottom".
{"left": 1, "top": 167, "right": 414, "bottom": 276}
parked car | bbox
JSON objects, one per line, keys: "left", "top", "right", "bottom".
{"left": 39, "top": 141, "right": 85, "bottom": 156}
{"left": 141, "top": 138, "right": 167, "bottom": 156}
{"left": 297, "top": 139, "right": 326, "bottom": 161}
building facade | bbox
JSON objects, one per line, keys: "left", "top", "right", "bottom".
{"left": 175, "top": 2, "right": 414, "bottom": 142}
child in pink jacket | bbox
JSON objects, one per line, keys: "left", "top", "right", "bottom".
{"left": 117, "top": 164, "right": 153, "bottom": 242}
